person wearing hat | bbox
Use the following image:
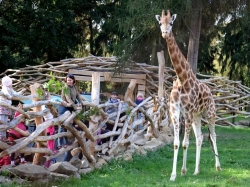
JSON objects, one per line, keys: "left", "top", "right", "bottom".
{"left": 105, "top": 91, "right": 124, "bottom": 130}
{"left": 99, "top": 91, "right": 120, "bottom": 142}
{"left": 105, "top": 92, "right": 120, "bottom": 121}
{"left": 0, "top": 76, "right": 26, "bottom": 141}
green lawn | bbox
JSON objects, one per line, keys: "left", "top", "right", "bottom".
{"left": 15, "top": 126, "right": 250, "bottom": 187}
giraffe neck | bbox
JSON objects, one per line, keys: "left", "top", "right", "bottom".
{"left": 166, "top": 32, "right": 195, "bottom": 85}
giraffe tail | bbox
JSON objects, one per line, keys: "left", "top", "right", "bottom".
{"left": 207, "top": 128, "right": 218, "bottom": 157}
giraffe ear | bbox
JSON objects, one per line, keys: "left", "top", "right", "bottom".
{"left": 172, "top": 14, "right": 177, "bottom": 22}
{"left": 155, "top": 15, "right": 161, "bottom": 23}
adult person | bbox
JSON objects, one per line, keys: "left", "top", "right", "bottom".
{"left": 57, "top": 74, "right": 83, "bottom": 149}
{"left": 0, "top": 76, "right": 26, "bottom": 141}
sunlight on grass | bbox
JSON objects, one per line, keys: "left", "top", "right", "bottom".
{"left": 24, "top": 126, "right": 250, "bottom": 187}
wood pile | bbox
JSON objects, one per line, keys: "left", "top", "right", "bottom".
{"left": 1, "top": 54, "right": 249, "bottom": 125}
{"left": 0, "top": 55, "right": 249, "bottom": 165}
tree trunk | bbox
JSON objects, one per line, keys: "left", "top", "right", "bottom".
{"left": 187, "top": 0, "right": 202, "bottom": 74}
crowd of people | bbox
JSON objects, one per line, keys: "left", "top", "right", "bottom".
{"left": 0, "top": 74, "right": 145, "bottom": 168}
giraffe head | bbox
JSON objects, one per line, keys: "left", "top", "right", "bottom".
{"left": 155, "top": 10, "right": 177, "bottom": 38}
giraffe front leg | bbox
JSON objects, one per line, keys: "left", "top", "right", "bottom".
{"left": 169, "top": 88, "right": 181, "bottom": 181}
{"left": 170, "top": 111, "right": 180, "bottom": 180}
{"left": 170, "top": 136, "right": 180, "bottom": 181}
{"left": 181, "top": 123, "right": 191, "bottom": 176}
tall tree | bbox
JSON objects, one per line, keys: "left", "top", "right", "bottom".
{"left": 218, "top": 0, "right": 250, "bottom": 85}
{"left": 0, "top": 0, "right": 80, "bottom": 70}
{"left": 187, "top": 0, "right": 202, "bottom": 74}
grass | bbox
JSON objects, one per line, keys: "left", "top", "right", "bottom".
{"left": 220, "top": 113, "right": 250, "bottom": 123}
{"left": 8, "top": 126, "right": 250, "bottom": 187}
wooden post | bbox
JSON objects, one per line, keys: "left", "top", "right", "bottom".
{"left": 29, "top": 83, "right": 45, "bottom": 165}
{"left": 91, "top": 72, "right": 100, "bottom": 105}
{"left": 124, "top": 79, "right": 137, "bottom": 103}
{"left": 157, "top": 50, "right": 165, "bottom": 99}
{"left": 89, "top": 72, "right": 100, "bottom": 156}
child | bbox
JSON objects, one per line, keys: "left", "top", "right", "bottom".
{"left": 0, "top": 76, "right": 26, "bottom": 141}
{"left": 0, "top": 149, "right": 10, "bottom": 168}
{"left": 8, "top": 102, "right": 27, "bottom": 166}
{"left": 135, "top": 92, "right": 144, "bottom": 130}
{"left": 42, "top": 91, "right": 57, "bottom": 167}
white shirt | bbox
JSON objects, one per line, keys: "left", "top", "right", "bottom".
{"left": 42, "top": 105, "right": 53, "bottom": 121}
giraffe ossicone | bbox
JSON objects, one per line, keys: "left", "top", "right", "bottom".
{"left": 155, "top": 9, "right": 221, "bottom": 181}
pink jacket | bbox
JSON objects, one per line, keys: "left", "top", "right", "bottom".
{"left": 8, "top": 111, "right": 26, "bottom": 138}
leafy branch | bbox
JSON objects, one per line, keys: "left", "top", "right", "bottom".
{"left": 77, "top": 106, "right": 101, "bottom": 121}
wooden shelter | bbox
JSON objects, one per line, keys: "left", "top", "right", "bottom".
{"left": 1, "top": 53, "right": 250, "bottom": 125}
{"left": 0, "top": 53, "right": 250, "bottom": 168}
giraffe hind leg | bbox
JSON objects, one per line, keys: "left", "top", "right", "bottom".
{"left": 192, "top": 115, "right": 203, "bottom": 175}
{"left": 181, "top": 119, "right": 192, "bottom": 176}
{"left": 207, "top": 121, "right": 221, "bottom": 171}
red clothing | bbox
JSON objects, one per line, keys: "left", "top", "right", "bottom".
{"left": 0, "top": 155, "right": 11, "bottom": 167}
{"left": 8, "top": 111, "right": 26, "bottom": 138}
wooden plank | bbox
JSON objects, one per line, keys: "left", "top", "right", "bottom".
{"left": 103, "top": 72, "right": 112, "bottom": 81}
{"left": 118, "top": 73, "right": 146, "bottom": 80}
{"left": 69, "top": 69, "right": 93, "bottom": 76}
{"left": 74, "top": 75, "right": 146, "bottom": 84}
{"left": 74, "top": 75, "right": 93, "bottom": 81}
{"left": 69, "top": 69, "right": 146, "bottom": 80}
{"left": 138, "top": 84, "right": 146, "bottom": 91}
{"left": 110, "top": 78, "right": 145, "bottom": 84}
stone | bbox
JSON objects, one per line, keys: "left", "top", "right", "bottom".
{"left": 78, "top": 168, "right": 93, "bottom": 175}
{"left": 95, "top": 158, "right": 107, "bottom": 169}
{"left": 134, "top": 139, "right": 147, "bottom": 146}
{"left": 143, "top": 138, "right": 165, "bottom": 152}
{"left": 158, "top": 132, "right": 174, "bottom": 144}
{"left": 8, "top": 164, "right": 51, "bottom": 181}
{"left": 73, "top": 172, "right": 81, "bottom": 179}
{"left": 0, "top": 176, "right": 13, "bottom": 185}
{"left": 238, "top": 120, "right": 250, "bottom": 127}
{"left": 50, "top": 172, "right": 70, "bottom": 179}
{"left": 123, "top": 152, "right": 133, "bottom": 161}
{"left": 49, "top": 162, "right": 78, "bottom": 175}
{"left": 99, "top": 155, "right": 113, "bottom": 163}
{"left": 136, "top": 146, "right": 147, "bottom": 155}
{"left": 69, "top": 158, "right": 82, "bottom": 170}
{"left": 81, "top": 159, "right": 90, "bottom": 169}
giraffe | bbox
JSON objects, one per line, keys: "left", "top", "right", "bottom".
{"left": 155, "top": 10, "right": 221, "bottom": 181}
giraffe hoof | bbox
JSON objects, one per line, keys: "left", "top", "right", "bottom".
{"left": 181, "top": 169, "right": 186, "bottom": 176}
{"left": 193, "top": 171, "right": 200, "bottom": 175}
{"left": 170, "top": 174, "right": 176, "bottom": 181}
{"left": 216, "top": 166, "right": 222, "bottom": 171}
